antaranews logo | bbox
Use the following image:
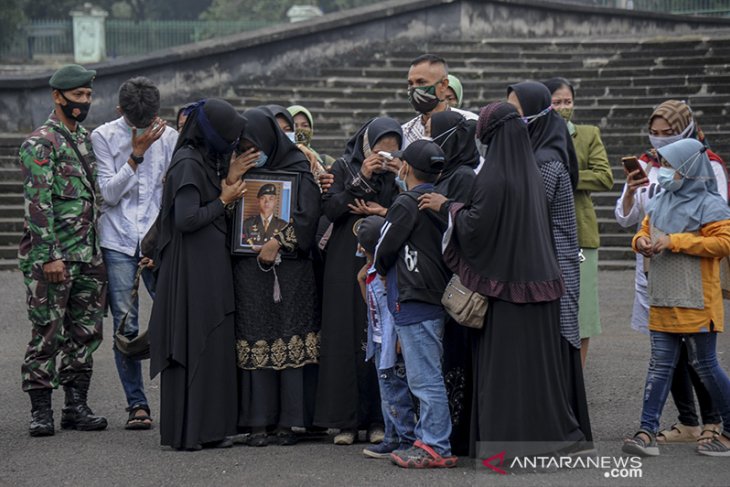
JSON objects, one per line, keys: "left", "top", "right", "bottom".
{"left": 481, "top": 451, "right": 643, "bottom": 479}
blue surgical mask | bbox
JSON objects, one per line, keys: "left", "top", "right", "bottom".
{"left": 657, "top": 167, "right": 683, "bottom": 192}
{"left": 285, "top": 131, "right": 296, "bottom": 143}
{"left": 254, "top": 152, "right": 268, "bottom": 168}
{"left": 395, "top": 165, "right": 408, "bottom": 191}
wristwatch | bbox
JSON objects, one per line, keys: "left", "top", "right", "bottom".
{"left": 130, "top": 153, "right": 144, "bottom": 165}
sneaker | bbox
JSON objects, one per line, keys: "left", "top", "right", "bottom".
{"left": 622, "top": 430, "right": 659, "bottom": 457}
{"left": 390, "top": 440, "right": 458, "bottom": 469}
{"left": 334, "top": 429, "right": 356, "bottom": 445}
{"left": 363, "top": 441, "right": 400, "bottom": 459}
{"left": 368, "top": 424, "right": 385, "bottom": 444}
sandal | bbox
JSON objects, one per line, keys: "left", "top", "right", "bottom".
{"left": 622, "top": 429, "right": 659, "bottom": 457}
{"left": 390, "top": 440, "right": 458, "bottom": 469}
{"left": 698, "top": 423, "right": 722, "bottom": 442}
{"left": 696, "top": 435, "right": 730, "bottom": 457}
{"left": 125, "top": 405, "right": 152, "bottom": 430}
{"left": 656, "top": 423, "right": 700, "bottom": 443}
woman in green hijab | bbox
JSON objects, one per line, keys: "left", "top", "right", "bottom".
{"left": 288, "top": 105, "right": 336, "bottom": 170}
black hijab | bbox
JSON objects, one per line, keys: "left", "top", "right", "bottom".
{"left": 430, "top": 110, "right": 479, "bottom": 180}
{"left": 339, "top": 117, "right": 402, "bottom": 192}
{"left": 543, "top": 77, "right": 575, "bottom": 98}
{"left": 158, "top": 99, "right": 245, "bottom": 248}
{"left": 508, "top": 81, "right": 578, "bottom": 189}
{"left": 266, "top": 104, "right": 295, "bottom": 130}
{"left": 342, "top": 116, "right": 403, "bottom": 167}
{"left": 150, "top": 98, "right": 245, "bottom": 378}
{"left": 443, "top": 102, "right": 564, "bottom": 303}
{"left": 242, "top": 107, "right": 321, "bottom": 253}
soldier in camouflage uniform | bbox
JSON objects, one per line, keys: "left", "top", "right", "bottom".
{"left": 19, "top": 64, "right": 108, "bottom": 437}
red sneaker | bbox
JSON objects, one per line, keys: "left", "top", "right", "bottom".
{"left": 389, "top": 440, "right": 458, "bottom": 468}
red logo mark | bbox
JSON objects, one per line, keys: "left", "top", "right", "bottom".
{"left": 34, "top": 159, "right": 48, "bottom": 166}
{"left": 482, "top": 451, "right": 507, "bottom": 475}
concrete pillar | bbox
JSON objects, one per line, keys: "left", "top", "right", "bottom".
{"left": 71, "top": 3, "right": 108, "bottom": 63}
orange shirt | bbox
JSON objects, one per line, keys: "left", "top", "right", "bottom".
{"left": 632, "top": 217, "right": 730, "bottom": 333}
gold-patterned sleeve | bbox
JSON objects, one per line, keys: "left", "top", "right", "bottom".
{"left": 273, "top": 224, "right": 297, "bottom": 253}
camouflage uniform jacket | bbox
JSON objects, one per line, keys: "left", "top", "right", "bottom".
{"left": 18, "top": 112, "right": 102, "bottom": 272}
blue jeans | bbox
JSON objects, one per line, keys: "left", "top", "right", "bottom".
{"left": 641, "top": 331, "right": 730, "bottom": 437}
{"left": 395, "top": 317, "right": 452, "bottom": 456}
{"left": 373, "top": 343, "right": 417, "bottom": 446}
{"left": 103, "top": 248, "right": 155, "bottom": 410}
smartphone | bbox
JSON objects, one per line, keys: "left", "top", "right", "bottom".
{"left": 622, "top": 156, "right": 647, "bottom": 181}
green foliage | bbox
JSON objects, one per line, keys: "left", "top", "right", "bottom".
{"left": 0, "top": 0, "right": 26, "bottom": 53}
{"left": 21, "top": 0, "right": 212, "bottom": 21}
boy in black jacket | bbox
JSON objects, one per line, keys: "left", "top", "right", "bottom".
{"left": 374, "top": 140, "right": 456, "bottom": 468}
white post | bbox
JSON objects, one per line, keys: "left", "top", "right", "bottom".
{"left": 70, "top": 3, "right": 108, "bottom": 63}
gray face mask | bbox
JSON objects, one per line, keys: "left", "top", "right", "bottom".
{"left": 649, "top": 120, "right": 695, "bottom": 150}
{"left": 475, "top": 139, "right": 489, "bottom": 158}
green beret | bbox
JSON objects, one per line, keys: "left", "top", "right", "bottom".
{"left": 257, "top": 184, "right": 277, "bottom": 198}
{"left": 49, "top": 64, "right": 96, "bottom": 90}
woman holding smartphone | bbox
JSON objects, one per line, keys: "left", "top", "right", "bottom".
{"left": 615, "top": 100, "right": 728, "bottom": 447}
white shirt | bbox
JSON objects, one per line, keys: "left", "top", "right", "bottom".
{"left": 401, "top": 106, "right": 478, "bottom": 147}
{"left": 92, "top": 117, "right": 178, "bottom": 257}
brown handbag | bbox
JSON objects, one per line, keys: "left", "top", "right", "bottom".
{"left": 441, "top": 275, "right": 488, "bottom": 329}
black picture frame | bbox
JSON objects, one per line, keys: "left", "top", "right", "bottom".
{"left": 231, "top": 169, "right": 300, "bottom": 256}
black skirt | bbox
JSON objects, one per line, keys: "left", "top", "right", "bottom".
{"left": 469, "top": 299, "right": 585, "bottom": 459}
{"left": 159, "top": 315, "right": 238, "bottom": 450}
{"left": 238, "top": 364, "right": 319, "bottom": 429}
{"left": 443, "top": 319, "right": 473, "bottom": 456}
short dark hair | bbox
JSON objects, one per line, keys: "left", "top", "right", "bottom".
{"left": 410, "top": 54, "right": 449, "bottom": 73}
{"left": 411, "top": 166, "right": 439, "bottom": 183}
{"left": 118, "top": 77, "right": 160, "bottom": 128}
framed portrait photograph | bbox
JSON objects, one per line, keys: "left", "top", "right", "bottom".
{"left": 231, "top": 170, "right": 300, "bottom": 256}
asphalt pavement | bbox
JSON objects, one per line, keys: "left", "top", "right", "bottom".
{"left": 1, "top": 269, "right": 729, "bottom": 487}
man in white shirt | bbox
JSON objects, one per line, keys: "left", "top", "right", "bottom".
{"left": 91, "top": 77, "right": 178, "bottom": 430}
{"left": 401, "top": 54, "right": 478, "bottom": 147}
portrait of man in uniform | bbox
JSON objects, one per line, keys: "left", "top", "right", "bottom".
{"left": 241, "top": 183, "right": 289, "bottom": 249}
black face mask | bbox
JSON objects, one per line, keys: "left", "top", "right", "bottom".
{"left": 59, "top": 91, "right": 91, "bottom": 123}
{"left": 407, "top": 84, "right": 441, "bottom": 115}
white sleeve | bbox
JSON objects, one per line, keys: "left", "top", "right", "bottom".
{"left": 712, "top": 162, "right": 728, "bottom": 202}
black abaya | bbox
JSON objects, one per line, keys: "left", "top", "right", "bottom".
{"left": 314, "top": 118, "right": 402, "bottom": 430}
{"left": 149, "top": 100, "right": 245, "bottom": 450}
{"left": 470, "top": 300, "right": 584, "bottom": 459}
{"left": 233, "top": 107, "right": 322, "bottom": 431}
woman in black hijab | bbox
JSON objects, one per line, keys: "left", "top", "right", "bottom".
{"left": 314, "top": 117, "right": 402, "bottom": 445}
{"left": 227, "top": 107, "right": 322, "bottom": 446}
{"left": 267, "top": 104, "right": 295, "bottom": 135}
{"left": 422, "top": 102, "right": 585, "bottom": 458}
{"left": 508, "top": 82, "right": 592, "bottom": 444}
{"left": 429, "top": 110, "right": 479, "bottom": 203}
{"left": 424, "top": 110, "right": 479, "bottom": 455}
{"left": 149, "top": 98, "right": 247, "bottom": 450}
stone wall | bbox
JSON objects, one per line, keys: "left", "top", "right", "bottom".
{"left": 0, "top": 0, "right": 728, "bottom": 133}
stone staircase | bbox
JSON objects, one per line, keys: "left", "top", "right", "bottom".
{"left": 1, "top": 35, "right": 729, "bottom": 271}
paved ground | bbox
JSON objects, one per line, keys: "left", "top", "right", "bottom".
{"left": 0, "top": 269, "right": 729, "bottom": 486}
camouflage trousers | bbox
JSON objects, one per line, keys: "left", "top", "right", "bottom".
{"left": 21, "top": 262, "right": 107, "bottom": 392}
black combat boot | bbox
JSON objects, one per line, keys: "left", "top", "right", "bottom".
{"left": 28, "top": 389, "right": 55, "bottom": 437}
{"left": 60, "top": 375, "right": 107, "bottom": 431}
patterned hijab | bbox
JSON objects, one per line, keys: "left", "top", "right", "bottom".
{"left": 650, "top": 100, "right": 709, "bottom": 148}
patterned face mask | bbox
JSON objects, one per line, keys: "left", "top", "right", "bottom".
{"left": 408, "top": 83, "right": 442, "bottom": 114}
